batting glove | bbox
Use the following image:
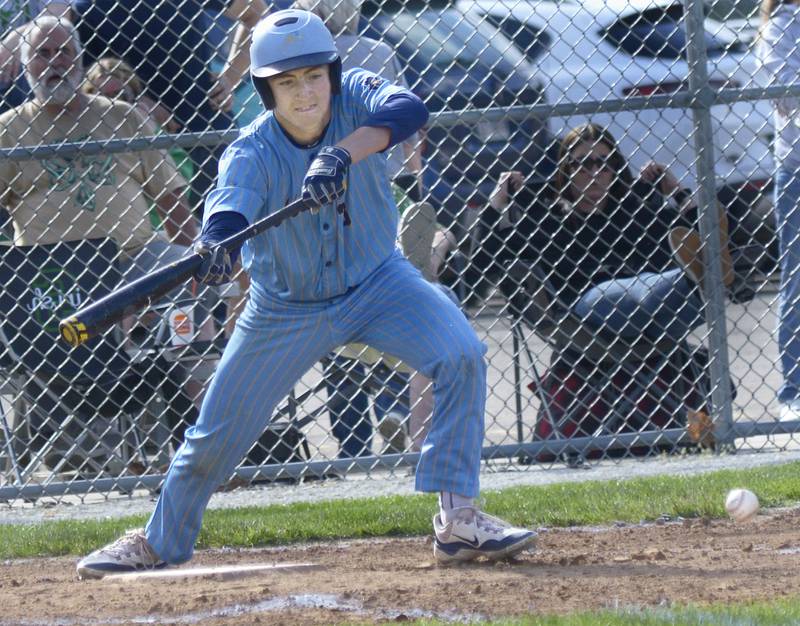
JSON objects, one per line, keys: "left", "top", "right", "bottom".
{"left": 302, "top": 146, "right": 351, "bottom": 208}
{"left": 194, "top": 240, "right": 234, "bottom": 285}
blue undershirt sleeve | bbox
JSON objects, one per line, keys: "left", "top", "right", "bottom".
{"left": 199, "top": 210, "right": 249, "bottom": 264}
{"left": 364, "top": 92, "right": 429, "bottom": 149}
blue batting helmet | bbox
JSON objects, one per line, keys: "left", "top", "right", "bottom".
{"left": 250, "top": 9, "right": 342, "bottom": 109}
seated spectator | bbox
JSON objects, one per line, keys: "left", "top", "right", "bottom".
{"left": 82, "top": 56, "right": 179, "bottom": 133}
{"left": 82, "top": 56, "right": 248, "bottom": 339}
{"left": 1, "top": 17, "right": 197, "bottom": 248}
{"left": 486, "top": 122, "right": 735, "bottom": 344}
{"left": 80, "top": 52, "right": 256, "bottom": 333}
{"left": 323, "top": 351, "right": 410, "bottom": 457}
{"left": 331, "top": 207, "right": 465, "bottom": 457}
{"left": 81, "top": 57, "right": 194, "bottom": 204}
{"left": 485, "top": 123, "right": 738, "bottom": 457}
{"left": 0, "top": 16, "right": 204, "bottom": 466}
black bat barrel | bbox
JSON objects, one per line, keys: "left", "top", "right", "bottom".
{"left": 59, "top": 197, "right": 314, "bottom": 347}
{"left": 59, "top": 254, "right": 202, "bottom": 347}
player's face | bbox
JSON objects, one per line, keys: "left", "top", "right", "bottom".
{"left": 269, "top": 65, "right": 332, "bottom": 144}
{"left": 567, "top": 140, "right": 615, "bottom": 214}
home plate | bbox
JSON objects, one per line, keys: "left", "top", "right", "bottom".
{"left": 105, "top": 562, "right": 319, "bottom": 582}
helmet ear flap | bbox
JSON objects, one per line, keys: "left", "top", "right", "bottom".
{"left": 329, "top": 58, "right": 342, "bottom": 95}
{"left": 252, "top": 75, "right": 274, "bottom": 109}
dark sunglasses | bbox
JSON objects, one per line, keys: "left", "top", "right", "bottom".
{"left": 567, "top": 154, "right": 614, "bottom": 172}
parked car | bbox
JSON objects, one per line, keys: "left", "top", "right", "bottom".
{"left": 458, "top": 0, "right": 777, "bottom": 274}
{"left": 361, "top": 5, "right": 555, "bottom": 233}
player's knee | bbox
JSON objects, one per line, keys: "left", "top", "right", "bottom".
{"left": 173, "top": 428, "right": 240, "bottom": 480}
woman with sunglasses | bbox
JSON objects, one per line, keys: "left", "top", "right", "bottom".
{"left": 486, "top": 123, "right": 734, "bottom": 344}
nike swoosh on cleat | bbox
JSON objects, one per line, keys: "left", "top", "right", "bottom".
{"left": 449, "top": 532, "right": 481, "bottom": 548}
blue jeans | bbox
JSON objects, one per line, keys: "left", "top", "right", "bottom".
{"left": 774, "top": 166, "right": 800, "bottom": 402}
{"left": 324, "top": 355, "right": 410, "bottom": 458}
{"left": 573, "top": 268, "right": 705, "bottom": 344}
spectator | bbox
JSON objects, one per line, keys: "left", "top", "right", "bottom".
{"left": 758, "top": 0, "right": 800, "bottom": 421}
{"left": 0, "top": 16, "right": 203, "bottom": 460}
{"left": 82, "top": 56, "right": 250, "bottom": 339}
{"left": 0, "top": 1, "right": 68, "bottom": 111}
{"left": 81, "top": 57, "right": 194, "bottom": 200}
{"left": 1, "top": 17, "right": 196, "bottom": 249}
{"left": 83, "top": 57, "right": 179, "bottom": 132}
{"left": 69, "top": 0, "right": 268, "bottom": 212}
{"left": 487, "top": 123, "right": 734, "bottom": 345}
{"left": 323, "top": 353, "right": 409, "bottom": 457}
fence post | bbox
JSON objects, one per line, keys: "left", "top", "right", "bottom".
{"left": 683, "top": 0, "right": 735, "bottom": 447}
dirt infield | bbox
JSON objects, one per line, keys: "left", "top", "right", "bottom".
{"left": 2, "top": 508, "right": 800, "bottom": 625}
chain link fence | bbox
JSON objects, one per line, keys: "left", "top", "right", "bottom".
{"left": 0, "top": 0, "right": 796, "bottom": 502}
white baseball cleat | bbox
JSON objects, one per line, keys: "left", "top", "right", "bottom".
{"left": 76, "top": 529, "right": 167, "bottom": 579}
{"left": 433, "top": 506, "right": 537, "bottom": 564}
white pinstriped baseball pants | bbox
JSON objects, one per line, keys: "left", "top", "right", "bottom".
{"left": 145, "top": 251, "right": 487, "bottom": 564}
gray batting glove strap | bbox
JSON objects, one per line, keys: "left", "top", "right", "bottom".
{"left": 194, "top": 241, "right": 234, "bottom": 285}
{"left": 302, "top": 145, "right": 351, "bottom": 209}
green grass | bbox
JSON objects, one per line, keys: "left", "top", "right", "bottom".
{"left": 2, "top": 459, "right": 800, "bottom": 560}
{"left": 4, "top": 460, "right": 800, "bottom": 624}
{"left": 399, "top": 595, "right": 800, "bottom": 624}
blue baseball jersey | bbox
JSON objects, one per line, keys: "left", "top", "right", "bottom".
{"left": 204, "top": 68, "right": 407, "bottom": 301}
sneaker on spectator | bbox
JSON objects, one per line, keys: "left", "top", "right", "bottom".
{"left": 378, "top": 410, "right": 407, "bottom": 454}
{"left": 433, "top": 506, "right": 537, "bottom": 564}
{"left": 400, "top": 201, "right": 437, "bottom": 281}
{"left": 779, "top": 400, "right": 800, "bottom": 422}
{"left": 76, "top": 529, "right": 166, "bottom": 579}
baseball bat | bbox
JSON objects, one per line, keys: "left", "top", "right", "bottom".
{"left": 59, "top": 197, "right": 316, "bottom": 348}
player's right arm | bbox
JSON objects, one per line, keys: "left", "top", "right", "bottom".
{"left": 195, "top": 135, "right": 266, "bottom": 284}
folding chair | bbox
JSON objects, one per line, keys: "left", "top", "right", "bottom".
{"left": 0, "top": 239, "right": 195, "bottom": 483}
{"left": 499, "top": 258, "right": 714, "bottom": 465}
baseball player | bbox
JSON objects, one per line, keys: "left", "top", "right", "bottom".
{"left": 76, "top": 9, "right": 536, "bottom": 578}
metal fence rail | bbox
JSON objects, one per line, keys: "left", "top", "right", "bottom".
{"left": 0, "top": 0, "right": 795, "bottom": 503}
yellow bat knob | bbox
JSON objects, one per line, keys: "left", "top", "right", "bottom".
{"left": 59, "top": 317, "right": 88, "bottom": 348}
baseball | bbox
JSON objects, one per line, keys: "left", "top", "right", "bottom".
{"left": 725, "top": 488, "right": 759, "bottom": 523}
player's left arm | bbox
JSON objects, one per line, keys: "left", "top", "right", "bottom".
{"left": 302, "top": 87, "right": 428, "bottom": 205}
{"left": 337, "top": 91, "right": 429, "bottom": 164}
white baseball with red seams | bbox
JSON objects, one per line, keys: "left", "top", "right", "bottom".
{"left": 725, "top": 488, "right": 760, "bottom": 523}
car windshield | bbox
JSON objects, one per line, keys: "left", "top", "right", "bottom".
{"left": 377, "top": 10, "right": 531, "bottom": 71}
{"left": 481, "top": 15, "right": 553, "bottom": 62}
{"left": 707, "top": 0, "right": 759, "bottom": 20}
{"left": 606, "top": 18, "right": 743, "bottom": 58}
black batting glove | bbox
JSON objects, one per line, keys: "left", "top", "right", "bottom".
{"left": 302, "top": 146, "right": 351, "bottom": 209}
{"left": 194, "top": 240, "right": 234, "bottom": 285}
